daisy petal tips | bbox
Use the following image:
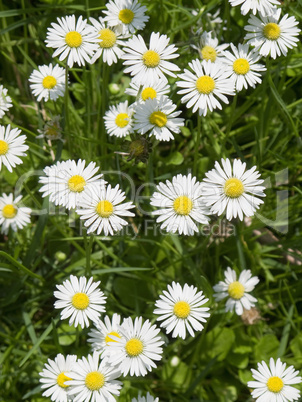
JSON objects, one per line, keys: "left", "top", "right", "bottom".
{"left": 0, "top": 124, "right": 28, "bottom": 173}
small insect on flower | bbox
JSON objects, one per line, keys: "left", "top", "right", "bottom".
{"left": 0, "top": 85, "right": 13, "bottom": 118}
{"left": 29, "top": 64, "right": 66, "bottom": 102}
{"left": 0, "top": 124, "right": 28, "bottom": 173}
{"left": 0, "top": 193, "right": 31, "bottom": 235}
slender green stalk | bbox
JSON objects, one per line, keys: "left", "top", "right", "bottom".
{"left": 235, "top": 221, "right": 247, "bottom": 270}
{"left": 193, "top": 114, "right": 201, "bottom": 176}
{"left": 84, "top": 231, "right": 93, "bottom": 276}
{"left": 100, "top": 63, "right": 108, "bottom": 165}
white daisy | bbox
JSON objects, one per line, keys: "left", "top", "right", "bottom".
{"left": 229, "top": 0, "right": 279, "bottom": 16}
{"left": 45, "top": 15, "right": 100, "bottom": 68}
{"left": 201, "top": 158, "right": 266, "bottom": 221}
{"left": 39, "top": 353, "right": 77, "bottom": 402}
{"left": 76, "top": 183, "right": 135, "bottom": 236}
{"left": 176, "top": 59, "right": 235, "bottom": 116}
{"left": 132, "top": 393, "right": 159, "bottom": 402}
{"left": 0, "top": 124, "right": 28, "bottom": 173}
{"left": 67, "top": 351, "right": 123, "bottom": 402}
{"left": 37, "top": 115, "right": 62, "bottom": 141}
{"left": 121, "top": 32, "right": 180, "bottom": 85}
{"left": 150, "top": 173, "right": 210, "bottom": 236}
{"left": 54, "top": 275, "right": 107, "bottom": 329}
{"left": 133, "top": 96, "right": 184, "bottom": 141}
{"left": 244, "top": 9, "right": 301, "bottom": 59}
{"left": 39, "top": 159, "right": 106, "bottom": 210}
{"left": 108, "top": 316, "right": 164, "bottom": 377}
{"left": 125, "top": 79, "right": 170, "bottom": 102}
{"left": 103, "top": 0, "right": 149, "bottom": 34}
{"left": 0, "top": 85, "right": 12, "bottom": 118}
{"left": 191, "top": 31, "right": 229, "bottom": 63}
{"left": 29, "top": 64, "right": 66, "bottom": 102}
{"left": 213, "top": 267, "right": 259, "bottom": 316}
{"left": 0, "top": 193, "right": 31, "bottom": 235}
{"left": 104, "top": 100, "right": 134, "bottom": 138}
{"left": 248, "top": 357, "right": 302, "bottom": 401}
{"left": 153, "top": 281, "right": 210, "bottom": 339}
{"left": 223, "top": 44, "right": 266, "bottom": 92}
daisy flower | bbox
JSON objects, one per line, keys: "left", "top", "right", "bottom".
{"left": 154, "top": 282, "right": 210, "bottom": 339}
{"left": 176, "top": 59, "right": 235, "bottom": 116}
{"left": 244, "top": 9, "right": 300, "bottom": 59}
{"left": 213, "top": 267, "right": 259, "bottom": 315}
{"left": 0, "top": 193, "right": 31, "bottom": 235}
{"left": 150, "top": 173, "right": 210, "bottom": 236}
{"left": 248, "top": 357, "right": 302, "bottom": 401}
{"left": 67, "top": 351, "right": 122, "bottom": 402}
{"left": 89, "top": 18, "right": 127, "bottom": 65}
{"left": 103, "top": 0, "right": 149, "bottom": 34}
{"left": 0, "top": 85, "right": 12, "bottom": 118}
{"left": 29, "top": 64, "right": 66, "bottom": 102}
{"left": 125, "top": 79, "right": 170, "bottom": 102}
{"left": 191, "top": 31, "right": 229, "bottom": 63}
{"left": 45, "top": 15, "right": 100, "bottom": 68}
{"left": 54, "top": 275, "right": 107, "bottom": 329}
{"left": 223, "top": 44, "right": 266, "bottom": 92}
{"left": 39, "top": 159, "right": 106, "bottom": 210}
{"left": 121, "top": 32, "right": 180, "bottom": 85}
{"left": 37, "top": 115, "right": 63, "bottom": 141}
{"left": 76, "top": 184, "right": 135, "bottom": 236}
{"left": 108, "top": 316, "right": 164, "bottom": 377}
{"left": 229, "top": 0, "right": 279, "bottom": 16}
{"left": 104, "top": 100, "right": 134, "bottom": 138}
{"left": 201, "top": 158, "right": 266, "bottom": 221}
{"left": 39, "top": 353, "right": 77, "bottom": 402}
{"left": 0, "top": 124, "right": 28, "bottom": 173}
{"left": 132, "top": 393, "right": 159, "bottom": 402}
{"left": 133, "top": 96, "right": 184, "bottom": 141}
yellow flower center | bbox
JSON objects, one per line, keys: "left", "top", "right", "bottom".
{"left": 173, "top": 301, "right": 191, "bottom": 318}
{"left": 224, "top": 178, "right": 244, "bottom": 198}
{"left": 42, "top": 75, "right": 57, "bottom": 89}
{"left": 201, "top": 45, "right": 217, "bottom": 62}
{"left": 96, "top": 200, "right": 114, "bottom": 218}
{"left": 57, "top": 372, "right": 72, "bottom": 389}
{"left": 0, "top": 139, "right": 9, "bottom": 155}
{"left": 105, "top": 331, "right": 121, "bottom": 344}
{"left": 228, "top": 281, "right": 245, "bottom": 300}
{"left": 125, "top": 338, "right": 143, "bottom": 357}
{"left": 67, "top": 175, "right": 86, "bottom": 193}
{"left": 65, "top": 31, "right": 83, "bottom": 48}
{"left": 263, "top": 23, "right": 281, "bottom": 40}
{"left": 141, "top": 87, "right": 157, "bottom": 101}
{"left": 99, "top": 28, "right": 117, "bottom": 48}
{"left": 267, "top": 376, "right": 284, "bottom": 393}
{"left": 173, "top": 196, "right": 193, "bottom": 216}
{"left": 85, "top": 371, "right": 105, "bottom": 391}
{"left": 143, "top": 50, "right": 160, "bottom": 68}
{"left": 233, "top": 58, "right": 250, "bottom": 75}
{"left": 196, "top": 75, "right": 215, "bottom": 94}
{"left": 2, "top": 204, "right": 17, "bottom": 219}
{"left": 118, "top": 8, "right": 135, "bottom": 24}
{"left": 115, "top": 113, "right": 129, "bottom": 128}
{"left": 149, "top": 111, "right": 167, "bottom": 127}
{"left": 71, "top": 292, "right": 89, "bottom": 310}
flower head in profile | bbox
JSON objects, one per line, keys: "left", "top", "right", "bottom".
{"left": 132, "top": 393, "right": 159, "bottom": 402}
{"left": 37, "top": 115, "right": 63, "bottom": 141}
{"left": 125, "top": 79, "right": 170, "bottom": 103}
{"left": 229, "top": 0, "right": 279, "bottom": 16}
{"left": 29, "top": 64, "right": 66, "bottom": 102}
{"left": 192, "top": 31, "right": 229, "bottom": 63}
{"left": 0, "top": 124, "right": 28, "bottom": 173}
{"left": 213, "top": 267, "right": 259, "bottom": 315}
{"left": 104, "top": 100, "right": 134, "bottom": 138}
{"left": 248, "top": 358, "right": 302, "bottom": 401}
{"left": 0, "top": 85, "right": 12, "bottom": 118}
{"left": 0, "top": 193, "right": 31, "bottom": 235}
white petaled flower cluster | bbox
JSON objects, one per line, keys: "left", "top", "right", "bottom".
{"left": 0, "top": 85, "right": 12, "bottom": 118}
{"left": 0, "top": 124, "right": 28, "bottom": 173}
{"left": 29, "top": 64, "right": 66, "bottom": 102}
{"left": 191, "top": 31, "right": 229, "bottom": 63}
{"left": 0, "top": 193, "right": 31, "bottom": 235}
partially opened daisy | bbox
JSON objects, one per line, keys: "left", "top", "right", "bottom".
{"left": 244, "top": 9, "right": 300, "bottom": 59}
{"left": 176, "top": 59, "right": 235, "bottom": 116}
{"left": 76, "top": 184, "right": 135, "bottom": 236}
{"left": 201, "top": 158, "right": 266, "bottom": 221}
{"left": 125, "top": 79, "right": 170, "bottom": 102}
{"left": 103, "top": 0, "right": 149, "bottom": 34}
{"left": 54, "top": 275, "right": 107, "bottom": 328}
{"left": 66, "top": 351, "right": 122, "bottom": 402}
{"left": 122, "top": 32, "right": 180, "bottom": 85}
{"left": 223, "top": 44, "right": 266, "bottom": 92}
{"left": 0, "top": 193, "right": 31, "bottom": 235}
{"left": 213, "top": 267, "right": 259, "bottom": 316}
{"left": 39, "top": 353, "right": 77, "bottom": 402}
{"left": 132, "top": 393, "right": 159, "bottom": 402}
{"left": 0, "top": 85, "right": 12, "bottom": 118}
{"left": 45, "top": 15, "right": 100, "bottom": 67}
{"left": 154, "top": 282, "right": 210, "bottom": 339}
{"left": 229, "top": 0, "right": 279, "bottom": 16}
{"left": 108, "top": 316, "right": 164, "bottom": 377}
{"left": 248, "top": 358, "right": 302, "bottom": 401}
{"left": 29, "top": 64, "right": 66, "bottom": 102}
{"left": 150, "top": 173, "right": 210, "bottom": 236}
{"left": 104, "top": 100, "right": 134, "bottom": 138}
{"left": 191, "top": 31, "right": 229, "bottom": 63}
{"left": 0, "top": 124, "right": 28, "bottom": 172}
{"left": 133, "top": 96, "right": 184, "bottom": 141}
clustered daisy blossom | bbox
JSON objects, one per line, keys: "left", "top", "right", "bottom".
{"left": 0, "top": 85, "right": 12, "bottom": 118}
{"left": 29, "top": 64, "right": 66, "bottom": 102}
{"left": 0, "top": 124, "right": 28, "bottom": 172}
{"left": 0, "top": 193, "right": 31, "bottom": 235}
